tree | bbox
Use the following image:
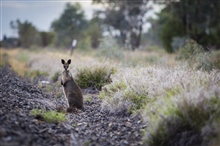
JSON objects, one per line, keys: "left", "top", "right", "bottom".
{"left": 93, "top": 0, "right": 152, "bottom": 50}
{"left": 51, "top": 3, "right": 88, "bottom": 47}
{"left": 10, "top": 19, "right": 39, "bottom": 48}
{"left": 39, "top": 31, "right": 55, "bottom": 47}
{"left": 153, "top": 0, "right": 220, "bottom": 52}
{"left": 86, "top": 16, "right": 103, "bottom": 49}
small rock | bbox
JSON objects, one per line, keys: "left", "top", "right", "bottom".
{"left": 125, "top": 121, "right": 132, "bottom": 127}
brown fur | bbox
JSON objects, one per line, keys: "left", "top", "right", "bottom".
{"left": 61, "top": 59, "right": 84, "bottom": 112}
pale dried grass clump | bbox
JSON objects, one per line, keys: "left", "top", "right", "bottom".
{"left": 100, "top": 66, "right": 217, "bottom": 115}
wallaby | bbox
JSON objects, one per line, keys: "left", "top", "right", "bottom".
{"left": 61, "top": 59, "right": 84, "bottom": 112}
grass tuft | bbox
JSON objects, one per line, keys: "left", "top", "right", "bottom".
{"left": 31, "top": 109, "right": 66, "bottom": 123}
{"left": 75, "top": 65, "right": 116, "bottom": 90}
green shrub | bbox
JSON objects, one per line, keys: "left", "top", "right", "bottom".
{"left": 75, "top": 66, "right": 116, "bottom": 90}
{"left": 176, "top": 39, "right": 220, "bottom": 71}
{"left": 100, "top": 81, "right": 127, "bottom": 99}
{"left": 206, "top": 50, "right": 220, "bottom": 70}
{"left": 124, "top": 90, "right": 149, "bottom": 112}
{"left": 192, "top": 50, "right": 220, "bottom": 71}
{"left": 31, "top": 109, "right": 66, "bottom": 123}
{"left": 176, "top": 39, "right": 204, "bottom": 61}
{"left": 144, "top": 88, "right": 220, "bottom": 146}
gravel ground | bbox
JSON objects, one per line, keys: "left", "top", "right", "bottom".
{"left": 0, "top": 67, "right": 146, "bottom": 146}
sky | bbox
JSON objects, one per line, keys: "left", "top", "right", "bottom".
{"left": 1, "top": 0, "right": 102, "bottom": 40}
{"left": 1, "top": 0, "right": 162, "bottom": 40}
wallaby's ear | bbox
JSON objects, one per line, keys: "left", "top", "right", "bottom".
{"left": 61, "top": 59, "right": 65, "bottom": 64}
{"left": 67, "top": 59, "right": 71, "bottom": 64}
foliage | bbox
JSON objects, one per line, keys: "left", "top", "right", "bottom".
{"left": 77, "top": 36, "right": 91, "bottom": 51}
{"left": 75, "top": 65, "right": 116, "bottom": 90}
{"left": 9, "top": 19, "right": 55, "bottom": 48}
{"left": 176, "top": 39, "right": 204, "bottom": 60}
{"left": 143, "top": 87, "right": 220, "bottom": 146}
{"left": 93, "top": 0, "right": 152, "bottom": 50}
{"left": 177, "top": 40, "right": 220, "bottom": 71}
{"left": 31, "top": 109, "right": 66, "bottom": 123}
{"left": 50, "top": 2, "right": 103, "bottom": 49}
{"left": 39, "top": 31, "right": 55, "bottom": 47}
{"left": 153, "top": 0, "right": 220, "bottom": 52}
{"left": 101, "top": 65, "right": 218, "bottom": 114}
{"left": 86, "top": 17, "right": 103, "bottom": 49}
{"left": 10, "top": 19, "right": 40, "bottom": 48}
{"left": 158, "top": 10, "right": 185, "bottom": 53}
{"left": 51, "top": 3, "right": 88, "bottom": 47}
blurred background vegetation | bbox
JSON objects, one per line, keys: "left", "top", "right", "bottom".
{"left": 1, "top": 0, "right": 219, "bottom": 52}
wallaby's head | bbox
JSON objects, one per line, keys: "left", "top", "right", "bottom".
{"left": 61, "top": 59, "right": 71, "bottom": 70}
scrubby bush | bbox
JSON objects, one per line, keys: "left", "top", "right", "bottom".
{"left": 75, "top": 64, "right": 116, "bottom": 90}
{"left": 100, "top": 67, "right": 181, "bottom": 113}
{"left": 176, "top": 39, "right": 220, "bottom": 71}
{"left": 201, "top": 50, "right": 220, "bottom": 71}
{"left": 101, "top": 67, "right": 203, "bottom": 114}
{"left": 143, "top": 86, "right": 220, "bottom": 146}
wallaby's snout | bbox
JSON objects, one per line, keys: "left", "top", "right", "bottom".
{"left": 61, "top": 59, "right": 71, "bottom": 70}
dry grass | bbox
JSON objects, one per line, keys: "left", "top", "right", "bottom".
{"left": 95, "top": 48, "right": 177, "bottom": 67}
{"left": 1, "top": 48, "right": 29, "bottom": 77}
{"left": 2, "top": 47, "right": 219, "bottom": 145}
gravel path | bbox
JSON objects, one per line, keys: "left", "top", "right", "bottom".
{"left": 0, "top": 67, "right": 146, "bottom": 146}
